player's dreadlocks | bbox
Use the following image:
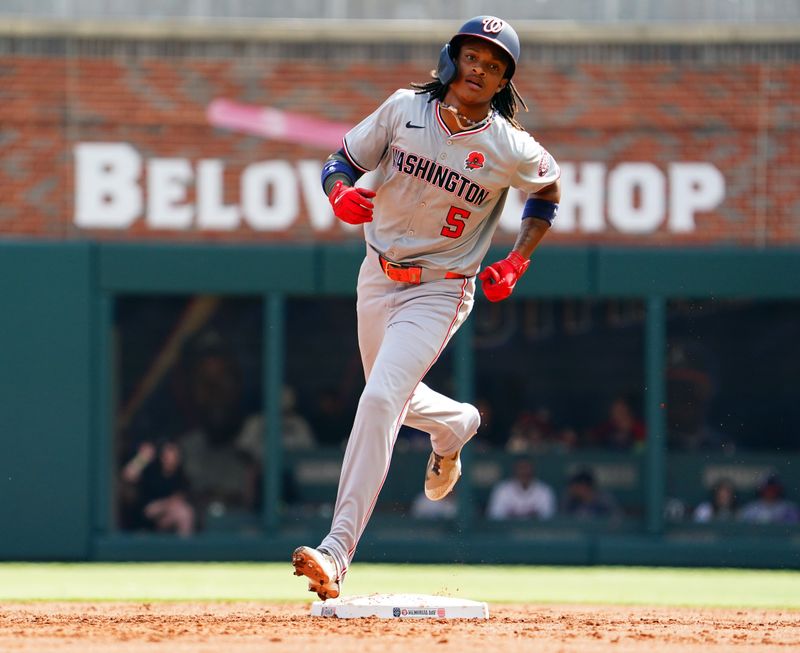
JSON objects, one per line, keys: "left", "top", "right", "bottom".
{"left": 411, "top": 74, "right": 528, "bottom": 131}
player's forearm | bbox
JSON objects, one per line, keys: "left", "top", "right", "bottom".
{"left": 511, "top": 217, "right": 551, "bottom": 259}
{"left": 321, "top": 150, "right": 362, "bottom": 195}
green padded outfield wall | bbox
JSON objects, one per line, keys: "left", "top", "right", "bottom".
{"left": 0, "top": 244, "right": 93, "bottom": 559}
{"left": 0, "top": 243, "right": 799, "bottom": 565}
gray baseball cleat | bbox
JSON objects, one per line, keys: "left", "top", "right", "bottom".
{"left": 292, "top": 546, "right": 341, "bottom": 600}
{"left": 424, "top": 450, "right": 463, "bottom": 501}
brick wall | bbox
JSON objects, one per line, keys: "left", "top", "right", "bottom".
{"left": 1, "top": 37, "right": 798, "bottom": 246}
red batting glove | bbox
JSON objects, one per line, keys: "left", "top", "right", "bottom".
{"left": 478, "top": 251, "right": 531, "bottom": 302}
{"left": 328, "top": 180, "right": 377, "bottom": 224}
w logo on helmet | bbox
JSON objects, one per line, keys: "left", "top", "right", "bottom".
{"left": 481, "top": 17, "right": 505, "bottom": 34}
{"left": 465, "top": 151, "right": 486, "bottom": 170}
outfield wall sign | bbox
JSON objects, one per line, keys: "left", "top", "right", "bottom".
{"left": 73, "top": 142, "right": 725, "bottom": 237}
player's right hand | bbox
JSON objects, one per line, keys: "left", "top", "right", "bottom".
{"left": 478, "top": 250, "right": 530, "bottom": 302}
{"left": 328, "top": 180, "right": 377, "bottom": 224}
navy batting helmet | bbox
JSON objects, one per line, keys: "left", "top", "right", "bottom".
{"left": 436, "top": 16, "right": 520, "bottom": 85}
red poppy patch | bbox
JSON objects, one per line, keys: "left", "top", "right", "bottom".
{"left": 465, "top": 151, "right": 485, "bottom": 171}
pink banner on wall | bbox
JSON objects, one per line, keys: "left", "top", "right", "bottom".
{"left": 207, "top": 99, "right": 349, "bottom": 151}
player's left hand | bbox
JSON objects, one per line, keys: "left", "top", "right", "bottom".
{"left": 328, "top": 180, "right": 377, "bottom": 224}
{"left": 478, "top": 251, "right": 530, "bottom": 302}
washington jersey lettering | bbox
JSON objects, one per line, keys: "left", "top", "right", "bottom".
{"left": 390, "top": 147, "right": 491, "bottom": 205}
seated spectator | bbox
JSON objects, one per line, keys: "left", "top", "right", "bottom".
{"left": 281, "top": 385, "right": 316, "bottom": 451}
{"left": 666, "top": 342, "right": 734, "bottom": 452}
{"left": 486, "top": 458, "right": 556, "bottom": 521}
{"left": 410, "top": 490, "right": 458, "bottom": 520}
{"left": 554, "top": 427, "right": 579, "bottom": 452}
{"left": 586, "top": 396, "right": 645, "bottom": 451}
{"left": 176, "top": 331, "right": 262, "bottom": 525}
{"left": 738, "top": 473, "right": 800, "bottom": 525}
{"left": 505, "top": 407, "right": 556, "bottom": 454}
{"left": 693, "top": 478, "right": 738, "bottom": 523}
{"left": 560, "top": 468, "right": 621, "bottom": 521}
{"left": 120, "top": 440, "right": 195, "bottom": 536}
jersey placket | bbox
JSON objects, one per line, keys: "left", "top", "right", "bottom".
{"left": 401, "top": 137, "right": 451, "bottom": 246}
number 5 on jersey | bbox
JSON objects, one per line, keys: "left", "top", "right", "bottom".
{"left": 441, "top": 206, "right": 471, "bottom": 238}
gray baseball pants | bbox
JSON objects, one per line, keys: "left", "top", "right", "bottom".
{"left": 319, "top": 246, "right": 480, "bottom": 576}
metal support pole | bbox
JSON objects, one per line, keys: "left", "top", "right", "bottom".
{"left": 93, "top": 289, "right": 113, "bottom": 534}
{"left": 644, "top": 295, "right": 667, "bottom": 535}
{"left": 263, "top": 293, "right": 285, "bottom": 533}
{"left": 453, "top": 317, "right": 475, "bottom": 529}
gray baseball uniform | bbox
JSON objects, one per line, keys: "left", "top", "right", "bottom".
{"left": 319, "top": 88, "right": 560, "bottom": 577}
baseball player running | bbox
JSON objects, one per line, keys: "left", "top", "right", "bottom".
{"left": 292, "top": 15, "right": 561, "bottom": 600}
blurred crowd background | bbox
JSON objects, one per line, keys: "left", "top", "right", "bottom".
{"left": 114, "top": 294, "right": 800, "bottom": 536}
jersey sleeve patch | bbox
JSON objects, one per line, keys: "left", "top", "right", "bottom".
{"left": 511, "top": 136, "right": 561, "bottom": 194}
{"left": 538, "top": 150, "right": 554, "bottom": 177}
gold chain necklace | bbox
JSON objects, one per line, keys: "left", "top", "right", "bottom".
{"left": 439, "top": 102, "right": 492, "bottom": 131}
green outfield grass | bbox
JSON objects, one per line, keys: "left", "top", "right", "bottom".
{"left": 0, "top": 563, "right": 798, "bottom": 608}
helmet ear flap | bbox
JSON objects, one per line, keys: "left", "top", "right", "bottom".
{"left": 435, "top": 42, "right": 457, "bottom": 85}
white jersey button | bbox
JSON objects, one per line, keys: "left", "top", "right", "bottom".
{"left": 447, "top": 140, "right": 453, "bottom": 145}
{"left": 439, "top": 153, "right": 447, "bottom": 160}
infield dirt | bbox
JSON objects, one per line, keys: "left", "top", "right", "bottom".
{"left": 1, "top": 602, "right": 798, "bottom": 652}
